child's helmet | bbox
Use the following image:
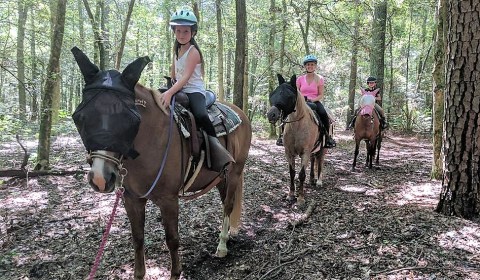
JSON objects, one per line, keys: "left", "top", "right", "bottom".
{"left": 303, "top": 54, "right": 318, "bottom": 65}
{"left": 169, "top": 9, "right": 198, "bottom": 30}
{"left": 366, "top": 76, "right": 377, "bottom": 83}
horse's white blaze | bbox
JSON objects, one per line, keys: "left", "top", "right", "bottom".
{"left": 90, "top": 151, "right": 107, "bottom": 191}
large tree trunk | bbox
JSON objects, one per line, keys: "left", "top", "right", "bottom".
{"left": 17, "top": 0, "right": 28, "bottom": 121}
{"left": 370, "top": 0, "right": 387, "bottom": 104}
{"left": 215, "top": 0, "right": 225, "bottom": 101}
{"left": 431, "top": 0, "right": 446, "bottom": 180}
{"left": 233, "top": 0, "right": 246, "bottom": 110}
{"left": 347, "top": 0, "right": 360, "bottom": 128}
{"left": 35, "top": 0, "right": 67, "bottom": 171}
{"left": 436, "top": 0, "right": 480, "bottom": 219}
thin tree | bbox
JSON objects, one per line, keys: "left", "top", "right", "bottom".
{"left": 431, "top": 0, "right": 445, "bottom": 179}
{"left": 268, "top": 0, "right": 277, "bottom": 138}
{"left": 17, "top": 0, "right": 28, "bottom": 121}
{"left": 215, "top": 0, "right": 225, "bottom": 101}
{"left": 436, "top": 0, "right": 480, "bottom": 219}
{"left": 35, "top": 0, "right": 67, "bottom": 170}
{"left": 346, "top": 0, "right": 360, "bottom": 128}
{"left": 233, "top": 0, "right": 247, "bottom": 110}
{"left": 82, "top": 0, "right": 106, "bottom": 69}
{"left": 115, "top": 0, "right": 135, "bottom": 69}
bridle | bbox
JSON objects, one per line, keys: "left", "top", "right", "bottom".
{"left": 88, "top": 151, "right": 128, "bottom": 187}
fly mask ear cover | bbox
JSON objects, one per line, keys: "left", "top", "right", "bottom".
{"left": 269, "top": 74, "right": 297, "bottom": 116}
{"left": 71, "top": 47, "right": 151, "bottom": 159}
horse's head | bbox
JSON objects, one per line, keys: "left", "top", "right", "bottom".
{"left": 267, "top": 74, "right": 297, "bottom": 124}
{"left": 71, "top": 47, "right": 150, "bottom": 192}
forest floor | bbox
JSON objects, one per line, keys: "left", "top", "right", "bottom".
{"left": 1, "top": 126, "right": 480, "bottom": 280}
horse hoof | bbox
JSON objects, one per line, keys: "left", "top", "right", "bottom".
{"left": 215, "top": 249, "right": 228, "bottom": 258}
{"left": 297, "top": 197, "right": 305, "bottom": 207}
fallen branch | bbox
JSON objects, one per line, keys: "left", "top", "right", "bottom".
{"left": 0, "top": 169, "right": 86, "bottom": 179}
{"left": 288, "top": 201, "right": 317, "bottom": 228}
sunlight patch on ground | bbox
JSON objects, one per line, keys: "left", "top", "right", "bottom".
{"left": 394, "top": 181, "right": 440, "bottom": 206}
{"left": 338, "top": 184, "right": 382, "bottom": 196}
{"left": 437, "top": 225, "right": 480, "bottom": 256}
{"left": 2, "top": 190, "right": 48, "bottom": 209}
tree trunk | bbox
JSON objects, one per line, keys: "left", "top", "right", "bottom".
{"left": 347, "top": 0, "right": 360, "bottom": 128}
{"left": 215, "top": 0, "right": 225, "bottom": 101}
{"left": 17, "top": 0, "right": 28, "bottom": 121}
{"left": 82, "top": 0, "right": 106, "bottom": 69}
{"left": 292, "top": 1, "right": 312, "bottom": 54}
{"left": 115, "top": 0, "right": 135, "bottom": 69}
{"left": 233, "top": 0, "right": 246, "bottom": 110}
{"left": 30, "top": 5, "right": 38, "bottom": 122}
{"left": 436, "top": 0, "right": 480, "bottom": 219}
{"left": 370, "top": 0, "right": 387, "bottom": 104}
{"left": 268, "top": 0, "right": 277, "bottom": 138}
{"left": 35, "top": 0, "right": 67, "bottom": 171}
{"left": 431, "top": 0, "right": 446, "bottom": 180}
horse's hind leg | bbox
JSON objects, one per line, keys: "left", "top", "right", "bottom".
{"left": 297, "top": 165, "right": 306, "bottom": 206}
{"left": 376, "top": 136, "right": 382, "bottom": 166}
{"left": 123, "top": 193, "right": 148, "bottom": 279}
{"left": 315, "top": 149, "right": 326, "bottom": 187}
{"left": 155, "top": 197, "right": 181, "bottom": 279}
{"left": 309, "top": 155, "right": 315, "bottom": 185}
{"left": 352, "top": 141, "right": 360, "bottom": 171}
{"left": 287, "top": 162, "right": 296, "bottom": 202}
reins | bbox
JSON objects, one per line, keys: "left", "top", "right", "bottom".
{"left": 139, "top": 95, "right": 177, "bottom": 198}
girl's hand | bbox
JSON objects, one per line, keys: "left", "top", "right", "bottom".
{"left": 161, "top": 91, "right": 173, "bottom": 107}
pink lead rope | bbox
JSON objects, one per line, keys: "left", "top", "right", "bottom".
{"left": 88, "top": 188, "right": 124, "bottom": 280}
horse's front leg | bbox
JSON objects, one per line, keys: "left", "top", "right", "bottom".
{"left": 156, "top": 197, "right": 181, "bottom": 280}
{"left": 123, "top": 193, "right": 147, "bottom": 279}
{"left": 288, "top": 162, "right": 296, "bottom": 202}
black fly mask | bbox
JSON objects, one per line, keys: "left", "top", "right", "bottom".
{"left": 269, "top": 74, "right": 297, "bottom": 117}
{"left": 71, "top": 47, "right": 151, "bottom": 158}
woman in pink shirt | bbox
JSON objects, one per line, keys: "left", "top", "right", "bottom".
{"left": 297, "top": 54, "right": 336, "bottom": 148}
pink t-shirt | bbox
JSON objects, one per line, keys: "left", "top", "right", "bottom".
{"left": 296, "top": 74, "right": 325, "bottom": 100}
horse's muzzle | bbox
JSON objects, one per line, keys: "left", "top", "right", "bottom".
{"left": 267, "top": 106, "right": 281, "bottom": 124}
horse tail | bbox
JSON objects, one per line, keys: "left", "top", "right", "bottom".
{"left": 229, "top": 170, "right": 244, "bottom": 234}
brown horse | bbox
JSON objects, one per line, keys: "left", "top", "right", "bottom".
{"left": 352, "top": 91, "right": 382, "bottom": 171}
{"left": 71, "top": 47, "right": 252, "bottom": 279}
{"left": 267, "top": 74, "right": 326, "bottom": 206}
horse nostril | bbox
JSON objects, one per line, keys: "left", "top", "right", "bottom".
{"left": 108, "top": 172, "right": 117, "bottom": 188}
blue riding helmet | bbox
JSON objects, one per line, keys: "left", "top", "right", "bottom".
{"left": 303, "top": 54, "right": 318, "bottom": 65}
{"left": 169, "top": 9, "right": 198, "bottom": 26}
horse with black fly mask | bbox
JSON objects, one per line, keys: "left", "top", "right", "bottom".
{"left": 267, "top": 74, "right": 327, "bottom": 206}
{"left": 71, "top": 47, "right": 252, "bottom": 279}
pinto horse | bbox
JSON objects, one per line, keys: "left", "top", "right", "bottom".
{"left": 70, "top": 47, "right": 252, "bottom": 279}
{"left": 352, "top": 88, "right": 382, "bottom": 171}
{"left": 267, "top": 74, "right": 327, "bottom": 206}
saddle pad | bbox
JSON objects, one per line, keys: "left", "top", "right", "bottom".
{"left": 174, "top": 102, "right": 242, "bottom": 138}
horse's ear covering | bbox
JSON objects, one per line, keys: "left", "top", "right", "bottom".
{"left": 71, "top": 46, "right": 100, "bottom": 84}
{"left": 290, "top": 75, "right": 296, "bottom": 88}
{"left": 277, "top": 73, "right": 285, "bottom": 85}
{"left": 122, "top": 56, "right": 151, "bottom": 90}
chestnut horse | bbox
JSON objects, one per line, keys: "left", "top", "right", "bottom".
{"left": 267, "top": 74, "right": 327, "bottom": 206}
{"left": 352, "top": 88, "right": 383, "bottom": 171}
{"left": 71, "top": 47, "right": 252, "bottom": 279}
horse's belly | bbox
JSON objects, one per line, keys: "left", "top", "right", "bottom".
{"left": 182, "top": 167, "right": 221, "bottom": 193}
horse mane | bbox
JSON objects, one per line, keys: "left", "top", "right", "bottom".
{"left": 293, "top": 89, "right": 317, "bottom": 122}
{"left": 134, "top": 83, "right": 169, "bottom": 116}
